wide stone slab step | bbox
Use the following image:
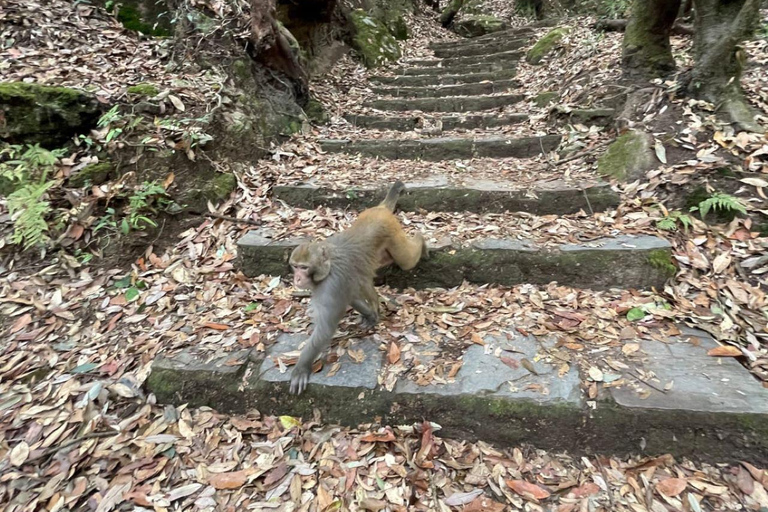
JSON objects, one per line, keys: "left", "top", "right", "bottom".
{"left": 371, "top": 69, "right": 517, "bottom": 87}
{"left": 405, "top": 49, "right": 523, "bottom": 68}
{"left": 146, "top": 327, "right": 768, "bottom": 462}
{"left": 396, "top": 62, "right": 505, "bottom": 76}
{"left": 370, "top": 79, "right": 519, "bottom": 98}
{"left": 319, "top": 135, "right": 560, "bottom": 160}
{"left": 237, "top": 230, "right": 675, "bottom": 291}
{"left": 272, "top": 178, "right": 619, "bottom": 214}
{"left": 431, "top": 37, "right": 528, "bottom": 58}
{"left": 364, "top": 93, "right": 524, "bottom": 113}
{"left": 342, "top": 112, "right": 527, "bottom": 131}
{"left": 430, "top": 26, "right": 540, "bottom": 48}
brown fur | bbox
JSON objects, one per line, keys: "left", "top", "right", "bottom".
{"left": 287, "top": 181, "right": 428, "bottom": 394}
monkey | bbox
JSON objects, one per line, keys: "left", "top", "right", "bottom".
{"left": 287, "top": 181, "right": 428, "bottom": 395}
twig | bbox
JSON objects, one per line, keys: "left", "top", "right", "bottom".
{"left": 595, "top": 457, "right": 616, "bottom": 509}
{"left": 627, "top": 369, "right": 668, "bottom": 394}
{"left": 41, "top": 431, "right": 117, "bottom": 457}
{"left": 196, "top": 212, "right": 262, "bottom": 226}
{"left": 552, "top": 140, "right": 611, "bottom": 167}
{"left": 582, "top": 189, "right": 594, "bottom": 215}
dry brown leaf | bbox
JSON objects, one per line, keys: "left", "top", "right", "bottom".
{"left": 388, "top": 341, "right": 401, "bottom": 364}
{"left": 656, "top": 477, "right": 687, "bottom": 497}
{"left": 506, "top": 479, "right": 551, "bottom": 500}
{"left": 209, "top": 469, "right": 257, "bottom": 490}
{"left": 707, "top": 346, "right": 742, "bottom": 357}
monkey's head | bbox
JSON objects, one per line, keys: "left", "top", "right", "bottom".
{"left": 289, "top": 241, "right": 331, "bottom": 290}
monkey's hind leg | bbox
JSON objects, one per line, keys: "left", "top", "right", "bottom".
{"left": 387, "top": 229, "right": 428, "bottom": 271}
{"left": 352, "top": 283, "right": 380, "bottom": 330}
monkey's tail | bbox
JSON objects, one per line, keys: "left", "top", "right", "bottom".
{"left": 380, "top": 180, "right": 406, "bottom": 212}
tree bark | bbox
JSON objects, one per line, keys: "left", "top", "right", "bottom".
{"left": 595, "top": 18, "right": 693, "bottom": 35}
{"left": 688, "top": 0, "right": 761, "bottom": 131}
{"left": 622, "top": 0, "right": 682, "bottom": 77}
{"left": 250, "top": 0, "right": 308, "bottom": 102}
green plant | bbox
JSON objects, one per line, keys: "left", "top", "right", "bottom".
{"left": 691, "top": 192, "right": 747, "bottom": 219}
{"left": 122, "top": 181, "right": 173, "bottom": 234}
{"left": 656, "top": 210, "right": 693, "bottom": 232}
{"left": 1, "top": 144, "right": 66, "bottom": 250}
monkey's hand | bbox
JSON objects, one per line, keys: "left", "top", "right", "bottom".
{"left": 290, "top": 365, "right": 311, "bottom": 395}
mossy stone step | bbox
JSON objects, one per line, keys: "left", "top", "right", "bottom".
{"left": 431, "top": 37, "right": 528, "bottom": 58}
{"left": 237, "top": 231, "right": 674, "bottom": 291}
{"left": 370, "top": 79, "right": 519, "bottom": 98}
{"left": 430, "top": 26, "right": 538, "bottom": 48}
{"left": 319, "top": 135, "right": 560, "bottom": 160}
{"left": 406, "top": 49, "right": 523, "bottom": 68}
{"left": 342, "top": 112, "right": 527, "bottom": 131}
{"left": 145, "top": 325, "right": 768, "bottom": 463}
{"left": 396, "top": 62, "right": 506, "bottom": 76}
{"left": 272, "top": 179, "right": 618, "bottom": 214}
{"left": 371, "top": 69, "right": 517, "bottom": 86}
{"left": 364, "top": 93, "right": 524, "bottom": 112}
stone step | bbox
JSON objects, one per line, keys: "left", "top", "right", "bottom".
{"left": 396, "top": 62, "right": 506, "bottom": 76}
{"left": 405, "top": 49, "right": 523, "bottom": 68}
{"left": 237, "top": 230, "right": 674, "bottom": 291}
{"left": 146, "top": 326, "right": 768, "bottom": 462}
{"left": 431, "top": 37, "right": 527, "bottom": 58}
{"left": 370, "top": 79, "right": 519, "bottom": 98}
{"left": 364, "top": 93, "right": 524, "bottom": 112}
{"left": 430, "top": 27, "right": 538, "bottom": 49}
{"left": 272, "top": 179, "right": 619, "bottom": 214}
{"left": 342, "top": 112, "right": 527, "bottom": 131}
{"left": 371, "top": 69, "right": 517, "bottom": 87}
{"left": 319, "top": 135, "right": 560, "bottom": 160}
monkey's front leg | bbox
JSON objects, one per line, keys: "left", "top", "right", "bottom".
{"left": 352, "top": 283, "right": 380, "bottom": 330}
{"left": 290, "top": 301, "right": 345, "bottom": 395}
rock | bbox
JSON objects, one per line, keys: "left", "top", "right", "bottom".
{"left": 0, "top": 82, "right": 102, "bottom": 147}
{"left": 126, "top": 83, "right": 159, "bottom": 98}
{"left": 348, "top": 9, "right": 401, "bottom": 68}
{"left": 526, "top": 27, "right": 569, "bottom": 65}
{"left": 453, "top": 15, "right": 507, "bottom": 38}
{"left": 304, "top": 98, "right": 329, "bottom": 125}
{"left": 534, "top": 91, "right": 559, "bottom": 107}
{"left": 597, "top": 130, "right": 656, "bottom": 182}
{"left": 388, "top": 15, "right": 410, "bottom": 40}
{"left": 110, "top": 0, "right": 172, "bottom": 36}
{"left": 68, "top": 161, "right": 114, "bottom": 188}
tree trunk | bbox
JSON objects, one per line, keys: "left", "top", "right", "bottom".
{"left": 250, "top": 0, "right": 309, "bottom": 103}
{"left": 622, "top": 0, "right": 681, "bottom": 77}
{"left": 688, "top": 0, "right": 761, "bottom": 131}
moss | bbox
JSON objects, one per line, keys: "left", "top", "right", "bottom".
{"left": 211, "top": 173, "right": 237, "bottom": 201}
{"left": 69, "top": 161, "right": 114, "bottom": 188}
{"left": 304, "top": 98, "right": 329, "bottom": 125}
{"left": 186, "top": 9, "right": 217, "bottom": 35}
{"left": 389, "top": 15, "right": 409, "bottom": 40}
{"left": 440, "top": 0, "right": 465, "bottom": 25}
{"left": 349, "top": 9, "right": 401, "bottom": 68}
{"left": 232, "top": 59, "right": 251, "bottom": 84}
{"left": 453, "top": 15, "right": 507, "bottom": 38}
{"left": 526, "top": 27, "right": 570, "bottom": 65}
{"left": 534, "top": 91, "right": 559, "bottom": 107}
{"left": 597, "top": 130, "right": 655, "bottom": 182}
{"left": 647, "top": 249, "right": 676, "bottom": 277}
{"left": 115, "top": 2, "right": 172, "bottom": 37}
{"left": 0, "top": 82, "right": 101, "bottom": 147}
{"left": 126, "top": 83, "right": 159, "bottom": 97}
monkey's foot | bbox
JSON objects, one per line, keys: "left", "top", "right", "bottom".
{"left": 358, "top": 315, "right": 379, "bottom": 330}
{"left": 290, "top": 367, "right": 310, "bottom": 395}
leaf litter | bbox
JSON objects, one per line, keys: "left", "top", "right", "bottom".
{"left": 1, "top": 1, "right": 768, "bottom": 510}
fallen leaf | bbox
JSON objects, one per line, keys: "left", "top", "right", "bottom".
{"left": 9, "top": 441, "right": 30, "bottom": 466}
{"left": 656, "top": 477, "right": 687, "bottom": 497}
{"left": 707, "top": 346, "right": 742, "bottom": 357}
{"left": 388, "top": 341, "right": 401, "bottom": 364}
{"left": 506, "top": 479, "right": 551, "bottom": 500}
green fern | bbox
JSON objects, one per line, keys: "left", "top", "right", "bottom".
{"left": 691, "top": 192, "right": 747, "bottom": 219}
{"left": 656, "top": 210, "right": 693, "bottom": 232}
{"left": 7, "top": 180, "right": 55, "bottom": 250}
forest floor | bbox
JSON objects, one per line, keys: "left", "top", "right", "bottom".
{"left": 1, "top": 1, "right": 768, "bottom": 510}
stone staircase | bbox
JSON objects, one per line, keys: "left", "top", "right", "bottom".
{"left": 147, "top": 26, "right": 768, "bottom": 461}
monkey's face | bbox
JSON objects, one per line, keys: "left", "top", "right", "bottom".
{"left": 289, "top": 242, "right": 331, "bottom": 290}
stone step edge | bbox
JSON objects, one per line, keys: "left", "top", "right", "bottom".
{"left": 318, "top": 135, "right": 560, "bottom": 160}
{"left": 431, "top": 38, "right": 528, "bottom": 58}
{"left": 146, "top": 328, "right": 768, "bottom": 463}
{"left": 237, "top": 231, "right": 675, "bottom": 291}
{"left": 272, "top": 180, "right": 619, "bottom": 215}
{"left": 370, "top": 69, "right": 517, "bottom": 85}
{"left": 341, "top": 112, "right": 528, "bottom": 131}
{"left": 369, "top": 78, "right": 520, "bottom": 98}
{"left": 404, "top": 49, "right": 524, "bottom": 67}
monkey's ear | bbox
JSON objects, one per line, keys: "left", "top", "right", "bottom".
{"left": 313, "top": 244, "right": 331, "bottom": 282}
